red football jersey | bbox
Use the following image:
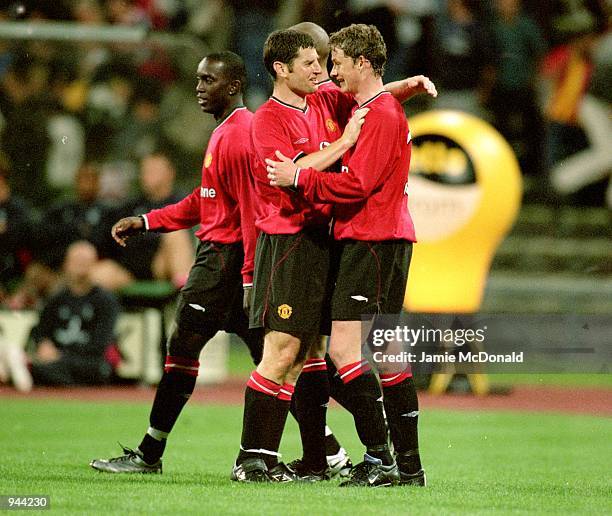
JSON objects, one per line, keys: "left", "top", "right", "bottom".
{"left": 316, "top": 79, "right": 338, "bottom": 92}
{"left": 250, "top": 91, "right": 353, "bottom": 234}
{"left": 297, "top": 91, "right": 416, "bottom": 242}
{"left": 144, "top": 107, "right": 258, "bottom": 285}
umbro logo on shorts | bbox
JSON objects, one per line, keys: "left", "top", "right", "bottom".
{"left": 350, "top": 295, "right": 369, "bottom": 302}
{"left": 189, "top": 303, "right": 206, "bottom": 312}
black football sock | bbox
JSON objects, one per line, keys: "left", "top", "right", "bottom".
{"left": 290, "top": 368, "right": 342, "bottom": 458}
{"left": 294, "top": 359, "right": 329, "bottom": 470}
{"left": 237, "top": 371, "right": 284, "bottom": 468}
{"left": 381, "top": 372, "right": 422, "bottom": 473}
{"left": 326, "top": 354, "right": 353, "bottom": 412}
{"left": 268, "top": 384, "right": 294, "bottom": 468}
{"left": 338, "top": 360, "right": 393, "bottom": 465}
{"left": 138, "top": 356, "right": 199, "bottom": 464}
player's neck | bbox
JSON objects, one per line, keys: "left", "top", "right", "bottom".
{"left": 272, "top": 83, "right": 307, "bottom": 110}
{"left": 216, "top": 97, "right": 244, "bottom": 122}
{"left": 354, "top": 76, "right": 385, "bottom": 106}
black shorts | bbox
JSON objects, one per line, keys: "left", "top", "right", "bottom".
{"left": 175, "top": 241, "right": 253, "bottom": 337}
{"left": 250, "top": 227, "right": 332, "bottom": 335}
{"left": 330, "top": 239, "right": 412, "bottom": 321}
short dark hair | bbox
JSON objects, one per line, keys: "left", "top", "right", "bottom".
{"left": 329, "top": 24, "right": 387, "bottom": 77}
{"left": 263, "top": 29, "right": 315, "bottom": 79}
{"left": 205, "top": 51, "right": 248, "bottom": 92}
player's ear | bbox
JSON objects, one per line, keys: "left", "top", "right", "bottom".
{"left": 273, "top": 61, "right": 287, "bottom": 78}
{"left": 228, "top": 79, "right": 241, "bottom": 96}
{"left": 357, "top": 55, "right": 366, "bottom": 71}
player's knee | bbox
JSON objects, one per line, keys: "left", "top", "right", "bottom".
{"left": 260, "top": 332, "right": 300, "bottom": 375}
{"left": 276, "top": 345, "right": 299, "bottom": 373}
{"left": 166, "top": 325, "right": 212, "bottom": 360}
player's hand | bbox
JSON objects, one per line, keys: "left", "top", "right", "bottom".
{"left": 243, "top": 285, "right": 253, "bottom": 316}
{"left": 111, "top": 216, "right": 145, "bottom": 247}
{"left": 266, "top": 151, "right": 298, "bottom": 187}
{"left": 405, "top": 75, "right": 437, "bottom": 98}
{"left": 342, "top": 108, "right": 369, "bottom": 147}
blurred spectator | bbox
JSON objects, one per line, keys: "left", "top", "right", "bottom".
{"left": 27, "top": 241, "right": 121, "bottom": 386}
{"left": 0, "top": 52, "right": 51, "bottom": 205}
{"left": 38, "top": 162, "right": 117, "bottom": 268}
{"left": 45, "top": 57, "right": 86, "bottom": 191}
{"left": 72, "top": 0, "right": 107, "bottom": 25}
{"left": 91, "top": 151, "right": 194, "bottom": 291}
{"left": 541, "top": 21, "right": 598, "bottom": 172}
{"left": 70, "top": 0, "right": 113, "bottom": 85}
{"left": 346, "top": 1, "right": 400, "bottom": 79}
{"left": 84, "top": 57, "right": 135, "bottom": 161}
{"left": 104, "top": 0, "right": 151, "bottom": 27}
{"left": 109, "top": 76, "right": 166, "bottom": 163}
{"left": 228, "top": 0, "right": 279, "bottom": 107}
{"left": 429, "top": 0, "right": 495, "bottom": 118}
{"left": 8, "top": 162, "right": 116, "bottom": 310}
{"left": 0, "top": 154, "right": 34, "bottom": 304}
{"left": 550, "top": 32, "right": 612, "bottom": 207}
{"left": 487, "top": 0, "right": 546, "bottom": 177}
{"left": 185, "top": 0, "right": 234, "bottom": 50}
{"left": 277, "top": 0, "right": 348, "bottom": 33}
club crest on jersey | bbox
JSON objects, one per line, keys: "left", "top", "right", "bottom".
{"left": 325, "top": 119, "right": 337, "bottom": 132}
{"left": 204, "top": 153, "right": 213, "bottom": 167}
{"left": 277, "top": 304, "right": 293, "bottom": 319}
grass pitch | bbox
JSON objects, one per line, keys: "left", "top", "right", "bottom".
{"left": 1, "top": 397, "right": 610, "bottom": 515}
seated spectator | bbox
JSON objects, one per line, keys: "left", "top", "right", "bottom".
{"left": 42, "top": 162, "right": 117, "bottom": 266}
{"left": 0, "top": 155, "right": 35, "bottom": 305}
{"left": 8, "top": 162, "right": 116, "bottom": 309}
{"left": 91, "top": 151, "right": 194, "bottom": 291}
{"left": 27, "top": 241, "right": 121, "bottom": 386}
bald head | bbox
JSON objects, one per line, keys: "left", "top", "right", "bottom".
{"left": 291, "top": 22, "right": 330, "bottom": 69}
{"left": 64, "top": 240, "right": 98, "bottom": 286}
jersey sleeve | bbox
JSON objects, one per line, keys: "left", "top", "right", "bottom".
{"left": 297, "top": 110, "right": 399, "bottom": 203}
{"left": 144, "top": 187, "right": 201, "bottom": 232}
{"left": 223, "top": 139, "right": 258, "bottom": 285}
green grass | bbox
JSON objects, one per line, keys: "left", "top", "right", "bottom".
{"left": 1, "top": 398, "right": 611, "bottom": 515}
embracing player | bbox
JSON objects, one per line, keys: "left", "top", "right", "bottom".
{"left": 268, "top": 24, "right": 425, "bottom": 487}
{"left": 90, "top": 51, "right": 263, "bottom": 474}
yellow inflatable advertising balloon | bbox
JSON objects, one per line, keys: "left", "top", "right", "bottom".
{"left": 405, "top": 110, "right": 522, "bottom": 314}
